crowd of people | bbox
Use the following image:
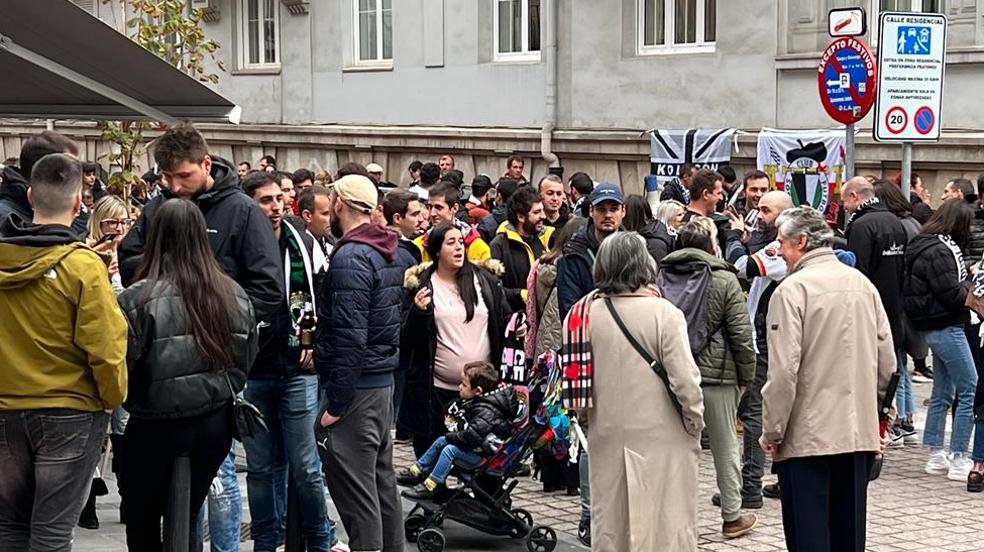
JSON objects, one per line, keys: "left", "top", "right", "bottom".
{"left": 0, "top": 124, "right": 982, "bottom": 552}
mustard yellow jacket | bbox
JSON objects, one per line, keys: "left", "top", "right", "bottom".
{"left": 0, "top": 224, "right": 127, "bottom": 411}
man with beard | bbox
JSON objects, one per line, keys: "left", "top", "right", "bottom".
{"left": 490, "top": 186, "right": 553, "bottom": 312}
{"left": 723, "top": 191, "right": 793, "bottom": 507}
{"left": 243, "top": 172, "right": 343, "bottom": 552}
{"left": 316, "top": 175, "right": 404, "bottom": 552}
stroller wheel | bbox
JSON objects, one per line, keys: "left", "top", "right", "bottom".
{"left": 404, "top": 514, "right": 427, "bottom": 543}
{"left": 526, "top": 525, "right": 557, "bottom": 552}
{"left": 417, "top": 528, "right": 446, "bottom": 552}
{"left": 512, "top": 508, "right": 534, "bottom": 529}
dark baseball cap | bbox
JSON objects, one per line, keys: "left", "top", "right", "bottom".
{"left": 590, "top": 182, "right": 624, "bottom": 206}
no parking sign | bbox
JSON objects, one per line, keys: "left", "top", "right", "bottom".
{"left": 873, "top": 12, "right": 947, "bottom": 142}
{"left": 817, "top": 37, "right": 877, "bottom": 125}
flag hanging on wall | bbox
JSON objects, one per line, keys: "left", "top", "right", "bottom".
{"left": 647, "top": 128, "right": 736, "bottom": 205}
{"left": 756, "top": 128, "right": 847, "bottom": 215}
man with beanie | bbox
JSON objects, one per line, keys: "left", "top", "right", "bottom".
{"left": 316, "top": 175, "right": 404, "bottom": 552}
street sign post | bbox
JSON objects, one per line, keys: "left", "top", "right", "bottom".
{"left": 873, "top": 12, "right": 947, "bottom": 143}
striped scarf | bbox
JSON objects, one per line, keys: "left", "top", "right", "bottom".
{"left": 560, "top": 290, "right": 599, "bottom": 410}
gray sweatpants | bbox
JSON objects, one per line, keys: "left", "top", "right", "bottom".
{"left": 319, "top": 386, "right": 403, "bottom": 552}
{"left": 703, "top": 385, "right": 743, "bottom": 523}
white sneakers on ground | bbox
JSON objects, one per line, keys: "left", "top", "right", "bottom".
{"left": 948, "top": 453, "right": 974, "bottom": 482}
{"left": 925, "top": 449, "right": 950, "bottom": 475}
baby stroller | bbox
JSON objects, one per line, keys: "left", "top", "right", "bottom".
{"left": 403, "top": 353, "right": 566, "bottom": 552}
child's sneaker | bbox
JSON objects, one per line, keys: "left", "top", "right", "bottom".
{"left": 925, "top": 449, "right": 950, "bottom": 475}
{"left": 396, "top": 465, "right": 423, "bottom": 487}
{"left": 402, "top": 478, "right": 444, "bottom": 500}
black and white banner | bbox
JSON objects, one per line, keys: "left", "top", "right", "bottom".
{"left": 647, "top": 128, "right": 736, "bottom": 195}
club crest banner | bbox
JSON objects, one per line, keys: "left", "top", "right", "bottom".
{"left": 756, "top": 128, "right": 847, "bottom": 214}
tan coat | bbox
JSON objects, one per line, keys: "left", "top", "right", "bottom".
{"left": 583, "top": 291, "right": 704, "bottom": 552}
{"left": 762, "top": 248, "right": 896, "bottom": 462}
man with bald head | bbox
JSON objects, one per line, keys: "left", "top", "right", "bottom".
{"left": 842, "top": 176, "right": 913, "bottom": 445}
{"left": 715, "top": 190, "right": 794, "bottom": 508}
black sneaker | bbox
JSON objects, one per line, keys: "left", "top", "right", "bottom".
{"left": 762, "top": 483, "right": 780, "bottom": 499}
{"left": 396, "top": 468, "right": 422, "bottom": 487}
{"left": 577, "top": 520, "right": 591, "bottom": 547}
{"left": 77, "top": 493, "right": 99, "bottom": 530}
{"left": 401, "top": 482, "right": 443, "bottom": 500}
{"left": 711, "top": 493, "right": 763, "bottom": 509}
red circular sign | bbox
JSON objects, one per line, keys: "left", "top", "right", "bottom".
{"left": 817, "top": 38, "right": 878, "bottom": 125}
{"left": 885, "top": 106, "right": 907, "bottom": 134}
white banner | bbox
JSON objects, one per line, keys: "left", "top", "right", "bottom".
{"left": 756, "top": 128, "right": 847, "bottom": 214}
{"left": 649, "top": 128, "right": 736, "bottom": 184}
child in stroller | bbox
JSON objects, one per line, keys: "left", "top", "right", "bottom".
{"left": 397, "top": 361, "right": 519, "bottom": 500}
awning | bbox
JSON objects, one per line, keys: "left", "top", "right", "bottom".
{"left": 0, "top": 0, "right": 240, "bottom": 125}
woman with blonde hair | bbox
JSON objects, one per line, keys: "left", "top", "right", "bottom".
{"left": 654, "top": 199, "right": 686, "bottom": 231}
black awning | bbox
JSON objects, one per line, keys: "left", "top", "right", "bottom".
{"left": 0, "top": 0, "right": 240, "bottom": 124}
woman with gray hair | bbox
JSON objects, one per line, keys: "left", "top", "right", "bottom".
{"left": 654, "top": 199, "right": 686, "bottom": 231}
{"left": 560, "top": 231, "right": 705, "bottom": 551}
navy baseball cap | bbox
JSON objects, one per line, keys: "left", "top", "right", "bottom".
{"left": 590, "top": 182, "right": 624, "bottom": 206}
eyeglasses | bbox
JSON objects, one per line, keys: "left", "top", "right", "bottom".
{"left": 99, "top": 218, "right": 134, "bottom": 229}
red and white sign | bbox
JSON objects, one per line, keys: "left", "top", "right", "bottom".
{"left": 884, "top": 106, "right": 907, "bottom": 134}
{"left": 828, "top": 7, "right": 867, "bottom": 37}
{"left": 817, "top": 37, "right": 877, "bottom": 125}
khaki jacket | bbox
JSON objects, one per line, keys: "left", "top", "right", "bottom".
{"left": 762, "top": 248, "right": 896, "bottom": 462}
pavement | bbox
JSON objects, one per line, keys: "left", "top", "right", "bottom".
{"left": 73, "top": 379, "right": 984, "bottom": 551}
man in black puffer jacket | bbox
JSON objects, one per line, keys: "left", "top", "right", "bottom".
{"left": 315, "top": 174, "right": 404, "bottom": 552}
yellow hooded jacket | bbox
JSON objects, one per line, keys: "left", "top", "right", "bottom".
{"left": 0, "top": 225, "right": 127, "bottom": 411}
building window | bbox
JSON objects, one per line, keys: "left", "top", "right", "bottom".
{"left": 639, "top": 0, "right": 716, "bottom": 54}
{"left": 879, "top": 0, "right": 940, "bottom": 11}
{"left": 239, "top": 0, "right": 280, "bottom": 69}
{"left": 354, "top": 0, "right": 393, "bottom": 65}
{"left": 493, "top": 0, "right": 541, "bottom": 62}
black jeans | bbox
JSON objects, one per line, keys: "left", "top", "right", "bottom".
{"left": 121, "top": 404, "right": 233, "bottom": 552}
{"left": 411, "top": 386, "right": 460, "bottom": 458}
{"left": 775, "top": 452, "right": 875, "bottom": 552}
{"left": 737, "top": 353, "right": 768, "bottom": 499}
{"left": 0, "top": 409, "right": 108, "bottom": 552}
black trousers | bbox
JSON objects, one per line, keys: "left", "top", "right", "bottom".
{"left": 775, "top": 452, "right": 874, "bottom": 552}
{"left": 411, "top": 386, "right": 460, "bottom": 458}
{"left": 121, "top": 405, "right": 232, "bottom": 552}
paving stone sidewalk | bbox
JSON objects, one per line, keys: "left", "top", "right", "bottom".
{"left": 75, "top": 380, "right": 984, "bottom": 551}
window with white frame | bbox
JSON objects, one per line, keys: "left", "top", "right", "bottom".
{"left": 493, "top": 0, "right": 541, "bottom": 62}
{"left": 354, "top": 0, "right": 393, "bottom": 65}
{"left": 639, "top": 0, "right": 716, "bottom": 54}
{"left": 239, "top": 0, "right": 280, "bottom": 69}
{"left": 869, "top": 0, "right": 941, "bottom": 44}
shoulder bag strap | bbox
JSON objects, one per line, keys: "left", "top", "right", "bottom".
{"left": 603, "top": 297, "right": 683, "bottom": 418}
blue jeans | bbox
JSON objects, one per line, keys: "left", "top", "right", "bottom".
{"left": 244, "top": 375, "right": 334, "bottom": 551}
{"left": 194, "top": 446, "right": 241, "bottom": 552}
{"left": 923, "top": 326, "right": 978, "bottom": 453}
{"left": 895, "top": 348, "right": 916, "bottom": 422}
{"left": 415, "top": 436, "right": 482, "bottom": 484}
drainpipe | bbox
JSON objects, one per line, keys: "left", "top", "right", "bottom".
{"left": 540, "top": 0, "right": 560, "bottom": 174}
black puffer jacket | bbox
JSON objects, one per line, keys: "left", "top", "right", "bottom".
{"left": 399, "top": 261, "right": 511, "bottom": 436}
{"left": 637, "top": 220, "right": 675, "bottom": 266}
{"left": 118, "top": 157, "right": 284, "bottom": 324}
{"left": 445, "top": 385, "right": 520, "bottom": 454}
{"left": 117, "top": 279, "right": 258, "bottom": 420}
{"left": 315, "top": 223, "right": 403, "bottom": 416}
{"left": 556, "top": 221, "right": 602, "bottom": 318}
{"left": 902, "top": 233, "right": 971, "bottom": 331}
{"left": 846, "top": 198, "right": 909, "bottom": 345}
{"left": 966, "top": 205, "right": 984, "bottom": 266}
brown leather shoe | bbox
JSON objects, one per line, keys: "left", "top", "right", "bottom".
{"left": 722, "top": 513, "right": 757, "bottom": 539}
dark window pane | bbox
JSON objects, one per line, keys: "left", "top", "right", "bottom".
{"left": 704, "top": 0, "right": 715, "bottom": 42}
{"left": 382, "top": 6, "right": 392, "bottom": 59}
{"left": 528, "top": 0, "right": 540, "bottom": 52}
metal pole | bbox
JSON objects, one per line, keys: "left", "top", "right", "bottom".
{"left": 901, "top": 142, "right": 913, "bottom": 200}
{"left": 845, "top": 123, "right": 856, "bottom": 179}
{"left": 163, "top": 456, "right": 191, "bottom": 552}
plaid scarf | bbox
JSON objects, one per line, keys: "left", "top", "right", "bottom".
{"left": 560, "top": 290, "right": 599, "bottom": 410}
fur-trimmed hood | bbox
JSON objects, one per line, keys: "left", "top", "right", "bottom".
{"left": 403, "top": 258, "right": 505, "bottom": 290}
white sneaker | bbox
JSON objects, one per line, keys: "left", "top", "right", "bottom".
{"left": 886, "top": 426, "right": 904, "bottom": 448}
{"left": 925, "top": 449, "right": 950, "bottom": 475}
{"left": 948, "top": 453, "right": 973, "bottom": 481}
{"left": 912, "top": 373, "right": 932, "bottom": 384}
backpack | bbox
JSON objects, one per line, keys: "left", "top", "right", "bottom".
{"left": 656, "top": 261, "right": 715, "bottom": 356}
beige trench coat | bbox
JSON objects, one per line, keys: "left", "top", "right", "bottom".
{"left": 582, "top": 291, "right": 705, "bottom": 552}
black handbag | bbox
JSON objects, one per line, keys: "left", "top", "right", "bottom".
{"left": 225, "top": 373, "right": 268, "bottom": 441}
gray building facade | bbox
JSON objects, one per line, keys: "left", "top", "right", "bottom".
{"left": 30, "top": 0, "right": 984, "bottom": 194}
